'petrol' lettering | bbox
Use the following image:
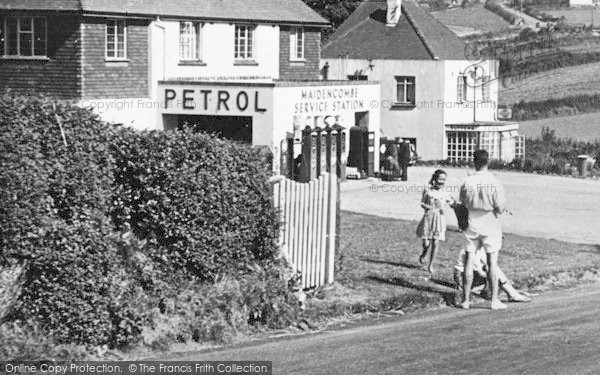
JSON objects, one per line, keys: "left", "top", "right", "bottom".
{"left": 217, "top": 91, "right": 230, "bottom": 111}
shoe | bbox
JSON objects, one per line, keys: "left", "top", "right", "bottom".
{"left": 508, "top": 294, "right": 531, "bottom": 303}
{"left": 457, "top": 301, "right": 470, "bottom": 309}
{"left": 490, "top": 301, "right": 507, "bottom": 310}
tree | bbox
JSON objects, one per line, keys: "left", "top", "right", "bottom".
{"left": 302, "top": 0, "right": 362, "bottom": 35}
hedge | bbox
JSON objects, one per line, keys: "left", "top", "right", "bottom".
{"left": 110, "top": 128, "right": 280, "bottom": 283}
{"left": 0, "top": 94, "right": 296, "bottom": 351}
{"left": 510, "top": 93, "right": 600, "bottom": 121}
{"left": 485, "top": 0, "right": 517, "bottom": 24}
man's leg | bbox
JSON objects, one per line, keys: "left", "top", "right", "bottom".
{"left": 486, "top": 251, "right": 507, "bottom": 309}
{"left": 496, "top": 266, "right": 531, "bottom": 302}
{"left": 460, "top": 251, "right": 475, "bottom": 309}
{"left": 401, "top": 162, "right": 408, "bottom": 181}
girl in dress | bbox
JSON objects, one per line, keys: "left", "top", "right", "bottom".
{"left": 416, "top": 169, "right": 455, "bottom": 276}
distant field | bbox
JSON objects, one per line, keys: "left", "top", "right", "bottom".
{"left": 431, "top": 5, "right": 511, "bottom": 36}
{"left": 519, "top": 112, "right": 600, "bottom": 141}
{"left": 498, "top": 61, "right": 600, "bottom": 104}
{"left": 543, "top": 8, "right": 600, "bottom": 27}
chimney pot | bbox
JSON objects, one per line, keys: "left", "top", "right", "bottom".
{"left": 386, "top": 0, "right": 402, "bottom": 27}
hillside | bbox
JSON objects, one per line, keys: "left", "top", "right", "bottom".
{"left": 498, "top": 61, "right": 600, "bottom": 105}
{"left": 430, "top": 4, "right": 512, "bottom": 36}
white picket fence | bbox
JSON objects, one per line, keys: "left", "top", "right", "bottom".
{"left": 272, "top": 173, "right": 338, "bottom": 289}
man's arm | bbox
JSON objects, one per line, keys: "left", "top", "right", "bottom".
{"left": 492, "top": 179, "right": 506, "bottom": 215}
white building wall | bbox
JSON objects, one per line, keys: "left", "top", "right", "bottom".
{"left": 442, "top": 59, "right": 499, "bottom": 124}
{"left": 272, "top": 83, "right": 381, "bottom": 170}
{"left": 155, "top": 21, "right": 280, "bottom": 81}
{"left": 323, "top": 57, "right": 447, "bottom": 160}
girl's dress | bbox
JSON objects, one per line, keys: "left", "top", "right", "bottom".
{"left": 416, "top": 187, "right": 451, "bottom": 241}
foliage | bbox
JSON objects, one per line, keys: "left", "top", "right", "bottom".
{"left": 484, "top": 0, "right": 517, "bottom": 24}
{"left": 522, "top": 127, "right": 599, "bottom": 174}
{"left": 510, "top": 93, "right": 600, "bottom": 121}
{"left": 1, "top": 94, "right": 299, "bottom": 351}
{"left": 302, "top": 0, "right": 361, "bottom": 38}
{"left": 0, "top": 95, "right": 145, "bottom": 347}
{"left": 429, "top": 0, "right": 449, "bottom": 11}
{"left": 0, "top": 321, "right": 94, "bottom": 360}
{"left": 110, "top": 128, "right": 280, "bottom": 284}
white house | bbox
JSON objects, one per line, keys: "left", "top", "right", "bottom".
{"left": 321, "top": 0, "right": 524, "bottom": 162}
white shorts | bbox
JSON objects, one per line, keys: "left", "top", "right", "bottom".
{"left": 464, "top": 211, "right": 502, "bottom": 254}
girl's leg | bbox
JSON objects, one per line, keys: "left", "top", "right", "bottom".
{"left": 419, "top": 239, "right": 430, "bottom": 264}
{"left": 428, "top": 239, "right": 439, "bottom": 276}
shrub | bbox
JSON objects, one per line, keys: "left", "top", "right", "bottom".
{"left": 0, "top": 321, "right": 94, "bottom": 360}
{"left": 1, "top": 94, "right": 298, "bottom": 351}
{"left": 110, "top": 128, "right": 280, "bottom": 284}
{"left": 0, "top": 95, "right": 145, "bottom": 347}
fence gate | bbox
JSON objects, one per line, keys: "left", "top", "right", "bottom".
{"left": 272, "top": 172, "right": 338, "bottom": 289}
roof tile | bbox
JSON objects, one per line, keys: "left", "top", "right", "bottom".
{"left": 322, "top": 0, "right": 468, "bottom": 60}
{"left": 0, "top": 0, "right": 329, "bottom": 25}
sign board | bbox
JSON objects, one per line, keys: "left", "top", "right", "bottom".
{"left": 497, "top": 108, "right": 512, "bottom": 120}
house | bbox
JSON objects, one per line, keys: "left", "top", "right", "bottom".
{"left": 0, "top": 0, "right": 382, "bottom": 174}
{"left": 321, "top": 0, "right": 524, "bottom": 163}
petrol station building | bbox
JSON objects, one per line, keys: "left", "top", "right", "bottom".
{"left": 0, "top": 0, "right": 381, "bottom": 176}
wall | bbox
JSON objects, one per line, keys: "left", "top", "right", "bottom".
{"left": 272, "top": 82, "right": 381, "bottom": 170}
{"left": 81, "top": 17, "right": 149, "bottom": 100}
{"left": 323, "top": 57, "right": 446, "bottom": 160}
{"left": 278, "top": 27, "right": 321, "bottom": 80}
{"left": 155, "top": 21, "right": 280, "bottom": 81}
{"left": 0, "top": 13, "right": 81, "bottom": 99}
{"left": 442, "top": 59, "right": 499, "bottom": 125}
{"left": 157, "top": 81, "right": 275, "bottom": 146}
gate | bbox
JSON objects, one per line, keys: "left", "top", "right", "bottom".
{"left": 272, "top": 173, "right": 338, "bottom": 288}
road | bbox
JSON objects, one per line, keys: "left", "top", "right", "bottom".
{"left": 169, "top": 286, "right": 600, "bottom": 374}
{"left": 340, "top": 166, "right": 600, "bottom": 245}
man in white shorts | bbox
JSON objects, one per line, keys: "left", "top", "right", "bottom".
{"left": 458, "top": 149, "right": 507, "bottom": 310}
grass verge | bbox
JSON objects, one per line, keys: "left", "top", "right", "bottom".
{"left": 302, "top": 211, "right": 600, "bottom": 323}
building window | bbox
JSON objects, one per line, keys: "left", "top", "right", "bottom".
{"left": 457, "top": 75, "right": 467, "bottom": 102}
{"left": 446, "top": 131, "right": 478, "bottom": 163}
{"left": 289, "top": 27, "right": 304, "bottom": 60}
{"left": 179, "top": 21, "right": 202, "bottom": 61}
{"left": 0, "top": 16, "right": 46, "bottom": 57}
{"left": 234, "top": 25, "right": 254, "bottom": 60}
{"left": 481, "top": 75, "right": 490, "bottom": 101}
{"left": 106, "top": 19, "right": 126, "bottom": 59}
{"left": 395, "top": 76, "right": 415, "bottom": 105}
{"left": 479, "top": 131, "right": 500, "bottom": 160}
{"left": 515, "top": 134, "right": 525, "bottom": 159}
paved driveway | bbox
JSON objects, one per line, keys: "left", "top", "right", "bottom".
{"left": 341, "top": 166, "right": 600, "bottom": 244}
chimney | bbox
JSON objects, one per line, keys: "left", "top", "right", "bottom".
{"left": 386, "top": 0, "right": 402, "bottom": 26}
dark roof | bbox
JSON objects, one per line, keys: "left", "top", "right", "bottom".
{"left": 322, "top": 0, "right": 468, "bottom": 60}
{"left": 0, "top": 0, "right": 330, "bottom": 26}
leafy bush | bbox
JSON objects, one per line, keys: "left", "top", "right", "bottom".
{"left": 0, "top": 95, "right": 146, "bottom": 347}
{"left": 110, "top": 128, "right": 280, "bottom": 283}
{"left": 0, "top": 321, "right": 94, "bottom": 360}
{"left": 1, "top": 94, "right": 299, "bottom": 351}
{"left": 522, "top": 127, "right": 600, "bottom": 174}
